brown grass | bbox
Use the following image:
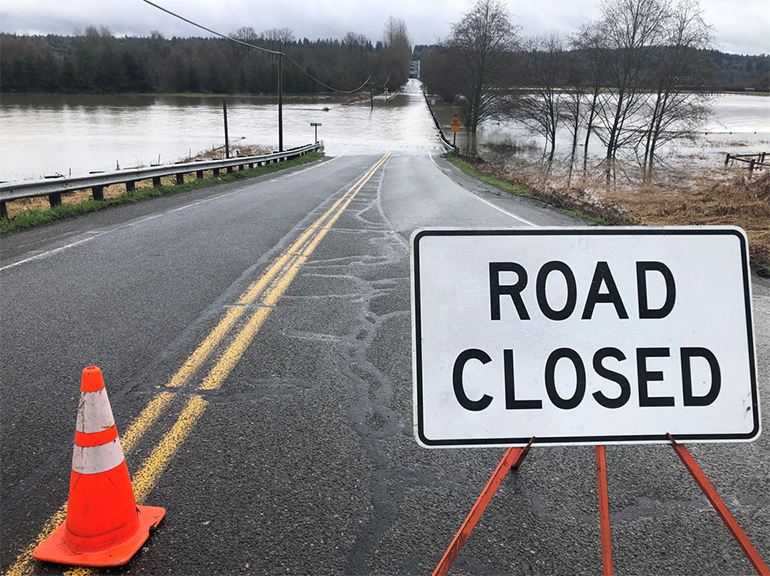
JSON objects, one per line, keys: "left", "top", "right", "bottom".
{"left": 605, "top": 171, "right": 770, "bottom": 266}
{"left": 4, "top": 142, "right": 273, "bottom": 219}
{"left": 4, "top": 173, "right": 219, "bottom": 218}
{"left": 465, "top": 155, "right": 770, "bottom": 271}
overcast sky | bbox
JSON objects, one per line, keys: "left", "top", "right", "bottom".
{"left": 1, "top": 0, "right": 768, "bottom": 55}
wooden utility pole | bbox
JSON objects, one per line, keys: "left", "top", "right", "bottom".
{"left": 223, "top": 100, "right": 230, "bottom": 159}
{"left": 278, "top": 42, "right": 283, "bottom": 152}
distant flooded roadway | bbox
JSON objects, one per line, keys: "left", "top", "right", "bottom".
{"left": 0, "top": 79, "right": 440, "bottom": 182}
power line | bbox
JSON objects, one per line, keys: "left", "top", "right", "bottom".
{"left": 141, "top": 0, "right": 281, "bottom": 55}
{"left": 282, "top": 51, "right": 370, "bottom": 93}
{"left": 141, "top": 0, "right": 371, "bottom": 94}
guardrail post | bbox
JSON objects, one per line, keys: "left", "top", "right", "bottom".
{"left": 0, "top": 143, "right": 319, "bottom": 210}
{"left": 1, "top": 201, "right": 7, "bottom": 220}
{"left": 749, "top": 159, "right": 755, "bottom": 174}
{"left": 227, "top": 166, "right": 233, "bottom": 174}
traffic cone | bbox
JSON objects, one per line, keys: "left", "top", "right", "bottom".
{"left": 32, "top": 366, "right": 165, "bottom": 567}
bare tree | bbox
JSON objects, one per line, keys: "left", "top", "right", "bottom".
{"left": 514, "top": 32, "right": 566, "bottom": 164}
{"left": 560, "top": 49, "right": 589, "bottom": 185}
{"left": 421, "top": 46, "right": 460, "bottom": 102}
{"left": 379, "top": 17, "right": 412, "bottom": 89}
{"left": 343, "top": 32, "right": 370, "bottom": 53}
{"left": 571, "top": 25, "right": 607, "bottom": 172}
{"left": 444, "top": 0, "right": 519, "bottom": 132}
{"left": 594, "top": 0, "right": 671, "bottom": 178}
{"left": 233, "top": 27, "right": 259, "bottom": 44}
{"left": 262, "top": 28, "right": 294, "bottom": 48}
{"left": 638, "top": 0, "right": 714, "bottom": 177}
{"left": 383, "top": 17, "right": 410, "bottom": 50}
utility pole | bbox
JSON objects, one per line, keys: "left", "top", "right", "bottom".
{"left": 278, "top": 41, "right": 283, "bottom": 152}
{"left": 223, "top": 100, "right": 230, "bottom": 158}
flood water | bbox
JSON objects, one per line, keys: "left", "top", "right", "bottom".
{"left": 0, "top": 79, "right": 438, "bottom": 182}
{"left": 1, "top": 81, "right": 768, "bottom": 182}
{"left": 432, "top": 92, "right": 770, "bottom": 166}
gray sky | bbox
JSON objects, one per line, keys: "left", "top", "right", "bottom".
{"left": 1, "top": 0, "right": 768, "bottom": 55}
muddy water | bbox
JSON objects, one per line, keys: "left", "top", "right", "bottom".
{"left": 431, "top": 93, "right": 770, "bottom": 165}
{"left": 0, "top": 79, "right": 439, "bottom": 182}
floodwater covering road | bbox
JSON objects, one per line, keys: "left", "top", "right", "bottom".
{"left": 1, "top": 79, "right": 769, "bottom": 575}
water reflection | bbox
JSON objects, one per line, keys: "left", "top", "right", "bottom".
{"left": 430, "top": 93, "right": 770, "bottom": 162}
{"left": 0, "top": 79, "right": 440, "bottom": 181}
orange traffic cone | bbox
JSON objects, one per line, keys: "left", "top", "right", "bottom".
{"left": 33, "top": 366, "right": 165, "bottom": 567}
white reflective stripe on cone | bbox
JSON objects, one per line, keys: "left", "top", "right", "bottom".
{"left": 76, "top": 388, "right": 116, "bottom": 434}
{"left": 72, "top": 437, "right": 125, "bottom": 475}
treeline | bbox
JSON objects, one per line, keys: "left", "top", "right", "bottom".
{"left": 0, "top": 19, "right": 412, "bottom": 95}
{"left": 419, "top": 44, "right": 769, "bottom": 93}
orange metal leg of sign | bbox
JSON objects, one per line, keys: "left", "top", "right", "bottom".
{"left": 511, "top": 437, "right": 534, "bottom": 470}
{"left": 667, "top": 434, "right": 769, "bottom": 576}
{"left": 595, "top": 445, "right": 614, "bottom": 576}
{"left": 432, "top": 439, "right": 534, "bottom": 576}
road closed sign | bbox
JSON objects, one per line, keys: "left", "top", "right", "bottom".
{"left": 411, "top": 227, "right": 760, "bottom": 448}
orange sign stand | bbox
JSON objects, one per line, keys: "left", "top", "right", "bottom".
{"left": 432, "top": 436, "right": 769, "bottom": 576}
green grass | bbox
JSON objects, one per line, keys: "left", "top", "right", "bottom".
{"left": 444, "top": 154, "right": 613, "bottom": 225}
{"left": 754, "top": 262, "right": 770, "bottom": 278}
{"left": 1, "top": 152, "right": 324, "bottom": 235}
{"left": 559, "top": 209, "right": 613, "bottom": 226}
{"left": 444, "top": 154, "right": 533, "bottom": 198}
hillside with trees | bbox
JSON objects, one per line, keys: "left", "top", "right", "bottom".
{"left": 0, "top": 18, "right": 412, "bottom": 95}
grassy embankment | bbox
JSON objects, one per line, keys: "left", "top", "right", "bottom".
{"left": 445, "top": 154, "right": 770, "bottom": 277}
{"left": 445, "top": 154, "right": 614, "bottom": 225}
{"left": 1, "top": 151, "right": 324, "bottom": 235}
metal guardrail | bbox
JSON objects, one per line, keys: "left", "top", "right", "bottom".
{"left": 0, "top": 142, "right": 323, "bottom": 219}
{"left": 422, "top": 91, "right": 458, "bottom": 154}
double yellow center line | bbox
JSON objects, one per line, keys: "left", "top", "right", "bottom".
{"left": 8, "top": 151, "right": 390, "bottom": 576}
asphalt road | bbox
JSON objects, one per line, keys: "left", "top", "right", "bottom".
{"left": 2, "top": 138, "right": 769, "bottom": 575}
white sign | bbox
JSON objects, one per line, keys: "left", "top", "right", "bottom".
{"left": 411, "top": 227, "right": 760, "bottom": 448}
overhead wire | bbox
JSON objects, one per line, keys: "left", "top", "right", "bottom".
{"left": 141, "top": 0, "right": 372, "bottom": 94}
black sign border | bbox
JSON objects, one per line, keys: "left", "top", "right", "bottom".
{"left": 412, "top": 227, "right": 760, "bottom": 447}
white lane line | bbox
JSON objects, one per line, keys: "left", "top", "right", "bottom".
{"left": 0, "top": 234, "right": 105, "bottom": 272}
{"left": 268, "top": 151, "right": 345, "bottom": 183}
{"left": 427, "top": 151, "right": 537, "bottom": 228}
{"left": 0, "top": 212, "right": 171, "bottom": 271}
{"left": 2, "top": 155, "right": 344, "bottom": 272}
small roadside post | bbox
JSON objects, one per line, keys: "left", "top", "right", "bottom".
{"left": 310, "top": 123, "right": 322, "bottom": 144}
{"left": 449, "top": 115, "right": 462, "bottom": 147}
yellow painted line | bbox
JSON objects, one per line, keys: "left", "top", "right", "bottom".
{"left": 4, "top": 508, "right": 68, "bottom": 576}
{"left": 120, "top": 391, "right": 176, "bottom": 452}
{"left": 9, "top": 152, "right": 390, "bottom": 576}
{"left": 165, "top": 158, "right": 383, "bottom": 389}
{"left": 198, "top": 151, "right": 390, "bottom": 391}
{"left": 61, "top": 396, "right": 208, "bottom": 576}
{"left": 131, "top": 395, "right": 209, "bottom": 504}
{"left": 4, "top": 391, "right": 177, "bottom": 576}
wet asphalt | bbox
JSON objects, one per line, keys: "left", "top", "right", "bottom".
{"left": 1, "top": 148, "right": 768, "bottom": 576}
